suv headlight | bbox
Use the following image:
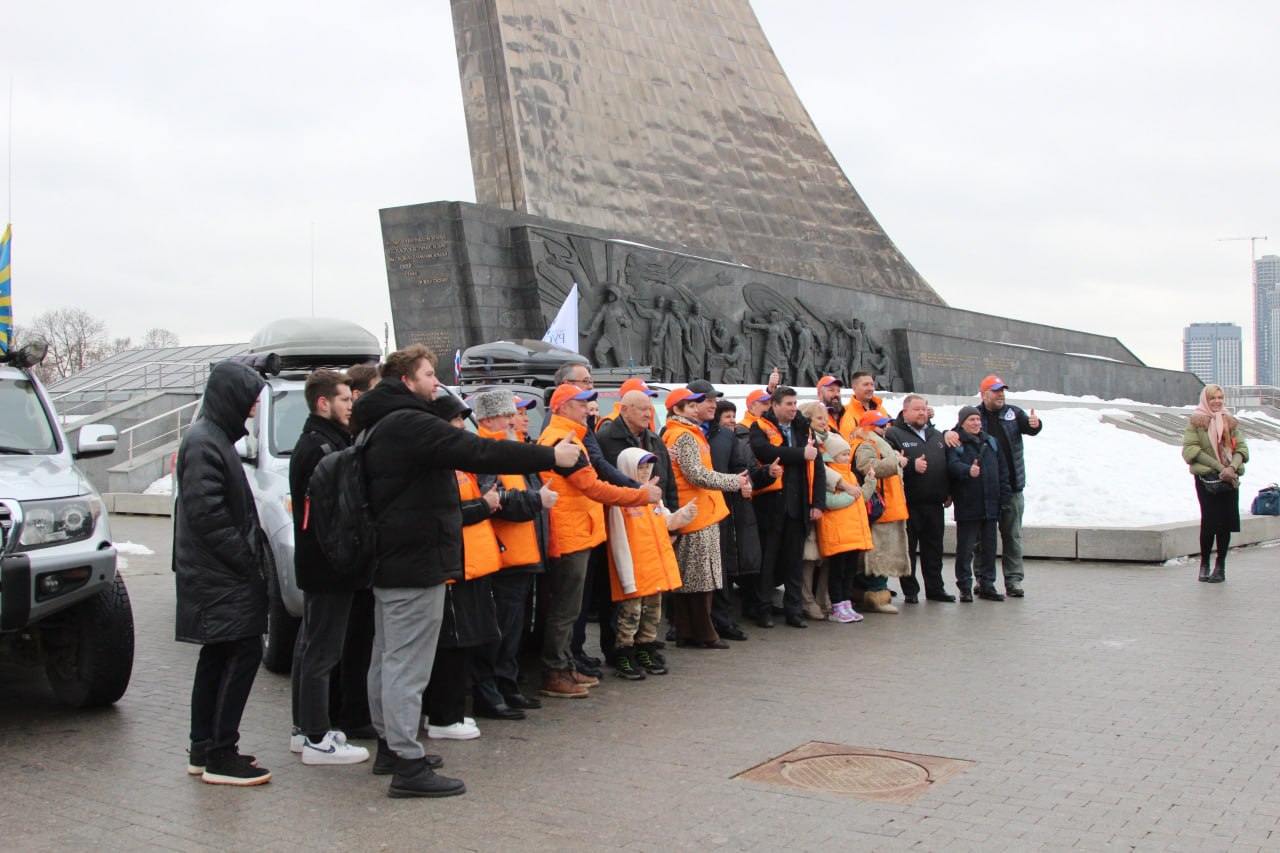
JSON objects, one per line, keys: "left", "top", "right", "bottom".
{"left": 17, "top": 495, "right": 103, "bottom": 549}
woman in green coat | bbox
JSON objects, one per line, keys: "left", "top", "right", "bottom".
{"left": 1182, "top": 384, "right": 1248, "bottom": 583}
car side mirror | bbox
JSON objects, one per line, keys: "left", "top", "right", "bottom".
{"left": 74, "top": 424, "right": 119, "bottom": 459}
{"left": 235, "top": 434, "right": 258, "bottom": 462}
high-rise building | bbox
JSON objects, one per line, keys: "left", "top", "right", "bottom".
{"left": 1255, "top": 254, "right": 1280, "bottom": 385}
{"left": 1184, "top": 322, "right": 1242, "bottom": 387}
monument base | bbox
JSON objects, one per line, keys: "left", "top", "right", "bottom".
{"left": 380, "top": 200, "right": 1200, "bottom": 404}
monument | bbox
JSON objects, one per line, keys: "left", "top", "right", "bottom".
{"left": 379, "top": 0, "right": 1200, "bottom": 404}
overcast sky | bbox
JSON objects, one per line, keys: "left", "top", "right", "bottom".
{"left": 3, "top": 1, "right": 1278, "bottom": 380}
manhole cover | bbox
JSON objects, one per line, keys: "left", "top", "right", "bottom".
{"left": 779, "top": 753, "right": 930, "bottom": 796}
{"left": 736, "top": 742, "right": 972, "bottom": 804}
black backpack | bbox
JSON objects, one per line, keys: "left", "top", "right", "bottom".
{"left": 303, "top": 419, "right": 387, "bottom": 576}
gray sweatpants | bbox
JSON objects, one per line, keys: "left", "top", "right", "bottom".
{"left": 368, "top": 585, "right": 445, "bottom": 760}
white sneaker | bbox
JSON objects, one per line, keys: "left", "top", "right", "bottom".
{"left": 426, "top": 717, "right": 481, "bottom": 740}
{"left": 300, "top": 730, "right": 370, "bottom": 765}
{"left": 290, "top": 727, "right": 304, "bottom": 754}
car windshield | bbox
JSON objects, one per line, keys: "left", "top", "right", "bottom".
{"left": 269, "top": 387, "right": 310, "bottom": 456}
{"left": 0, "top": 375, "right": 59, "bottom": 454}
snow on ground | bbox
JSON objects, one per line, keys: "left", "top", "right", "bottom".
{"left": 114, "top": 541, "right": 155, "bottom": 556}
{"left": 143, "top": 474, "right": 172, "bottom": 495}
{"left": 917, "top": 404, "right": 1280, "bottom": 528}
{"left": 711, "top": 385, "right": 1280, "bottom": 528}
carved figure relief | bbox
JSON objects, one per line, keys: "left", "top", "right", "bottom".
{"left": 531, "top": 228, "right": 905, "bottom": 390}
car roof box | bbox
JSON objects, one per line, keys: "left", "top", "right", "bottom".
{"left": 461, "top": 340, "right": 588, "bottom": 387}
{"left": 248, "top": 318, "right": 381, "bottom": 369}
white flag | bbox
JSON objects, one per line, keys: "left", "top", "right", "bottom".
{"left": 542, "top": 283, "right": 579, "bottom": 352}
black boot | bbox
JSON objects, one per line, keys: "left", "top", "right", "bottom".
{"left": 388, "top": 755, "right": 465, "bottom": 798}
{"left": 1208, "top": 557, "right": 1226, "bottom": 583}
{"left": 612, "top": 647, "right": 646, "bottom": 681}
{"left": 1198, "top": 559, "right": 1211, "bottom": 582}
{"left": 374, "top": 738, "right": 441, "bottom": 776}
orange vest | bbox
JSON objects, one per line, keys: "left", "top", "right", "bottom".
{"left": 538, "top": 414, "right": 607, "bottom": 555}
{"left": 739, "top": 411, "right": 759, "bottom": 431}
{"left": 607, "top": 504, "right": 683, "bottom": 601}
{"left": 817, "top": 461, "right": 873, "bottom": 557}
{"left": 753, "top": 418, "right": 815, "bottom": 498}
{"left": 838, "top": 396, "right": 891, "bottom": 445}
{"left": 662, "top": 419, "right": 730, "bottom": 534}
{"left": 850, "top": 434, "right": 909, "bottom": 523}
{"left": 454, "top": 471, "right": 502, "bottom": 579}
{"left": 477, "top": 426, "right": 543, "bottom": 569}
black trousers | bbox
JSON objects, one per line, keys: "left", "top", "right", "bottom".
{"left": 757, "top": 511, "right": 807, "bottom": 619}
{"left": 470, "top": 572, "right": 535, "bottom": 707}
{"left": 422, "top": 646, "right": 469, "bottom": 728}
{"left": 334, "top": 589, "right": 374, "bottom": 731}
{"left": 711, "top": 562, "right": 737, "bottom": 631}
{"left": 826, "top": 551, "right": 859, "bottom": 604}
{"left": 902, "top": 502, "right": 947, "bottom": 597}
{"left": 571, "top": 545, "right": 616, "bottom": 661}
{"left": 190, "top": 636, "right": 262, "bottom": 753}
{"left": 291, "top": 589, "right": 353, "bottom": 740}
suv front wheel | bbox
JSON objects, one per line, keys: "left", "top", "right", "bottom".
{"left": 43, "top": 574, "right": 136, "bottom": 708}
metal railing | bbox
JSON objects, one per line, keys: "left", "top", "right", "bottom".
{"left": 51, "top": 360, "right": 211, "bottom": 418}
{"left": 118, "top": 400, "right": 200, "bottom": 462}
{"left": 1225, "top": 385, "right": 1280, "bottom": 414}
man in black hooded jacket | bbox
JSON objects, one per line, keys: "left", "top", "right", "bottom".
{"left": 174, "top": 360, "right": 271, "bottom": 786}
{"left": 351, "top": 344, "right": 581, "bottom": 799}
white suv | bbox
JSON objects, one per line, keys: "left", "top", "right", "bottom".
{"left": 0, "top": 340, "right": 132, "bottom": 706}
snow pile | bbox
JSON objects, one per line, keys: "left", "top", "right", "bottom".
{"left": 143, "top": 474, "right": 172, "bottom": 496}
{"left": 114, "top": 541, "right": 155, "bottom": 556}
{"left": 923, "top": 404, "right": 1280, "bottom": 528}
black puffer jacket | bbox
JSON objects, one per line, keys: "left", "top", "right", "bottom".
{"left": 174, "top": 361, "right": 267, "bottom": 645}
{"left": 350, "top": 378, "right": 557, "bottom": 589}
{"left": 289, "top": 413, "right": 360, "bottom": 592}
{"left": 979, "top": 404, "right": 1042, "bottom": 492}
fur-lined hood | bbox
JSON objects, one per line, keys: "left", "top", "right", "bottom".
{"left": 1189, "top": 411, "right": 1238, "bottom": 431}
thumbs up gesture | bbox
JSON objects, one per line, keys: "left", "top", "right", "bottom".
{"left": 645, "top": 475, "right": 663, "bottom": 504}
{"left": 553, "top": 437, "right": 583, "bottom": 467}
{"left": 538, "top": 482, "right": 559, "bottom": 508}
{"left": 914, "top": 455, "right": 928, "bottom": 473}
{"left": 1028, "top": 408, "right": 1040, "bottom": 429}
{"left": 768, "top": 459, "right": 783, "bottom": 478}
{"left": 739, "top": 471, "right": 753, "bottom": 498}
{"left": 803, "top": 436, "right": 818, "bottom": 461}
{"left": 969, "top": 459, "right": 981, "bottom": 478}
{"left": 482, "top": 483, "right": 501, "bottom": 512}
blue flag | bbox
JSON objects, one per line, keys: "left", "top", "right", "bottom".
{"left": 0, "top": 224, "right": 11, "bottom": 355}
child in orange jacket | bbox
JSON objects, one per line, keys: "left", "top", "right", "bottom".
{"left": 606, "top": 447, "right": 696, "bottom": 680}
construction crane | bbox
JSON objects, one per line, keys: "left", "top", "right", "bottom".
{"left": 1217, "top": 235, "right": 1269, "bottom": 259}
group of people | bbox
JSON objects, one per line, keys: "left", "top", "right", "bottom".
{"left": 171, "top": 345, "right": 1043, "bottom": 797}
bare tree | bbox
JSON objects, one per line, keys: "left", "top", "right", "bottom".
{"left": 142, "top": 328, "right": 180, "bottom": 349}
{"left": 28, "top": 307, "right": 110, "bottom": 380}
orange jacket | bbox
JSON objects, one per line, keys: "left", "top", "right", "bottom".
{"left": 476, "top": 426, "right": 543, "bottom": 570}
{"left": 817, "top": 461, "right": 874, "bottom": 556}
{"left": 749, "top": 417, "right": 817, "bottom": 497}
{"left": 538, "top": 413, "right": 651, "bottom": 556}
{"left": 455, "top": 471, "right": 502, "bottom": 579}
{"left": 851, "top": 433, "right": 909, "bottom": 523}
{"left": 607, "top": 504, "right": 683, "bottom": 601}
{"left": 662, "top": 419, "right": 730, "bottom": 534}
{"left": 838, "top": 395, "right": 891, "bottom": 443}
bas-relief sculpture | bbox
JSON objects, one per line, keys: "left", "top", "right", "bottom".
{"left": 529, "top": 228, "right": 906, "bottom": 389}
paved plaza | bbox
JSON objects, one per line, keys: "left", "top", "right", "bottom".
{"left": 2, "top": 515, "right": 1278, "bottom": 851}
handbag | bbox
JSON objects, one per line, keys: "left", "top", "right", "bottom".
{"left": 1197, "top": 473, "right": 1235, "bottom": 495}
{"left": 867, "top": 490, "right": 886, "bottom": 522}
{"left": 1251, "top": 483, "right": 1280, "bottom": 516}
